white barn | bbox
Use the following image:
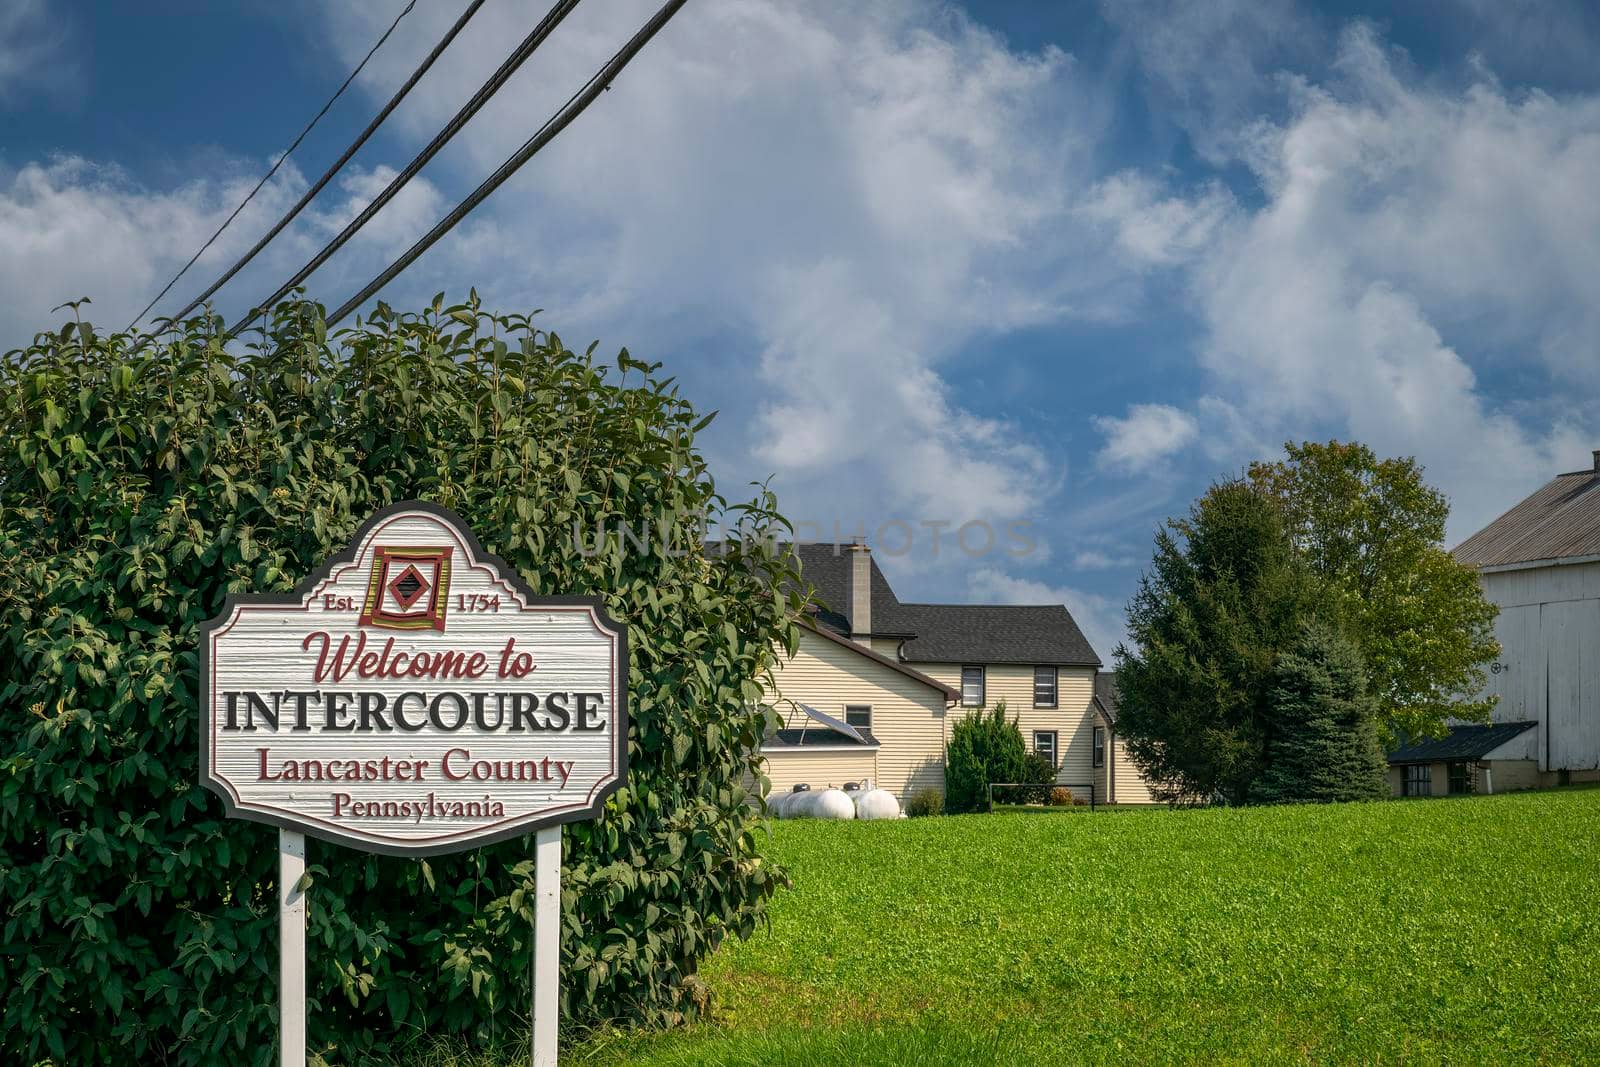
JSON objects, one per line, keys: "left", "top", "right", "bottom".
{"left": 1433, "top": 449, "right": 1600, "bottom": 794}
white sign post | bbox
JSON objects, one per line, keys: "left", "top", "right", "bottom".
{"left": 199, "top": 502, "right": 629, "bottom": 1066}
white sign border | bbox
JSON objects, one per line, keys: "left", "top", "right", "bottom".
{"left": 196, "top": 499, "right": 631, "bottom": 858}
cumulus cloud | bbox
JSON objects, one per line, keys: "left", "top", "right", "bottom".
{"left": 0, "top": 155, "right": 447, "bottom": 347}
{"left": 1185, "top": 24, "right": 1600, "bottom": 537}
{"left": 312, "top": 0, "right": 1128, "bottom": 543}
{"left": 1093, "top": 403, "right": 1200, "bottom": 473}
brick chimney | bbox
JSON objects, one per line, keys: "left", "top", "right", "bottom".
{"left": 1593, "top": 448, "right": 1600, "bottom": 472}
{"left": 848, "top": 540, "right": 872, "bottom": 646}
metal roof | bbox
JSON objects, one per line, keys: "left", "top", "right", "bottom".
{"left": 766, "top": 728, "right": 879, "bottom": 748}
{"left": 1453, "top": 459, "right": 1600, "bottom": 569}
{"left": 1386, "top": 721, "right": 1537, "bottom": 764}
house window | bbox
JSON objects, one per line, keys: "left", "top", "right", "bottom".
{"left": 961, "top": 666, "right": 985, "bottom": 707}
{"left": 1448, "top": 762, "right": 1471, "bottom": 795}
{"left": 1402, "top": 764, "right": 1431, "bottom": 797}
{"left": 844, "top": 705, "right": 872, "bottom": 731}
{"left": 1033, "top": 666, "right": 1058, "bottom": 708}
{"left": 1092, "top": 726, "right": 1106, "bottom": 769}
{"left": 1034, "top": 731, "right": 1058, "bottom": 768}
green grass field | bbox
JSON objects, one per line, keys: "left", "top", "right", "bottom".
{"left": 434, "top": 789, "right": 1600, "bottom": 1065}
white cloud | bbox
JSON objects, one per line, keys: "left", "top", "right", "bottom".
{"left": 0, "top": 156, "right": 444, "bottom": 347}
{"left": 968, "top": 566, "right": 1127, "bottom": 662}
{"left": 1092, "top": 403, "right": 1199, "bottom": 473}
{"left": 0, "top": 0, "right": 78, "bottom": 104}
{"left": 311, "top": 0, "right": 1129, "bottom": 543}
{"left": 1079, "top": 171, "right": 1236, "bottom": 269}
{"left": 1183, "top": 24, "right": 1600, "bottom": 537}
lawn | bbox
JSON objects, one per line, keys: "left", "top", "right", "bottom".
{"left": 441, "top": 790, "right": 1600, "bottom": 1065}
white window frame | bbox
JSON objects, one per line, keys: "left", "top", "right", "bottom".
{"left": 844, "top": 705, "right": 872, "bottom": 731}
{"left": 1033, "top": 666, "right": 1058, "bottom": 708}
{"left": 1034, "top": 730, "right": 1058, "bottom": 768}
{"left": 960, "top": 665, "right": 986, "bottom": 707}
{"left": 1092, "top": 726, "right": 1106, "bottom": 769}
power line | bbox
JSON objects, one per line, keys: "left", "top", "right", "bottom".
{"left": 127, "top": 0, "right": 418, "bottom": 332}
{"left": 324, "top": 0, "right": 689, "bottom": 327}
{"left": 169, "top": 0, "right": 490, "bottom": 325}
{"left": 229, "top": 0, "right": 585, "bottom": 339}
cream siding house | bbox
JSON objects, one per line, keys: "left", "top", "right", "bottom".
{"left": 761, "top": 622, "right": 956, "bottom": 800}
{"left": 759, "top": 542, "right": 1160, "bottom": 806}
{"left": 1418, "top": 449, "right": 1600, "bottom": 795}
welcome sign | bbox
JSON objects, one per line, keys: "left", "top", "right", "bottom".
{"left": 199, "top": 501, "right": 630, "bottom": 857}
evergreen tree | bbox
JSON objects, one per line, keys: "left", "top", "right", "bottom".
{"left": 1115, "top": 479, "right": 1335, "bottom": 805}
{"left": 1249, "top": 623, "right": 1390, "bottom": 804}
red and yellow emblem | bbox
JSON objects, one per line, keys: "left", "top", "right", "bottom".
{"left": 359, "top": 546, "right": 452, "bottom": 631}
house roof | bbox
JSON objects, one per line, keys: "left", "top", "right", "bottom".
{"left": 788, "top": 543, "right": 1102, "bottom": 666}
{"left": 1093, "top": 671, "right": 1119, "bottom": 724}
{"left": 766, "top": 727, "right": 879, "bottom": 748}
{"left": 1453, "top": 457, "right": 1600, "bottom": 569}
{"left": 893, "top": 603, "right": 1101, "bottom": 666}
{"left": 1386, "top": 720, "right": 1538, "bottom": 764}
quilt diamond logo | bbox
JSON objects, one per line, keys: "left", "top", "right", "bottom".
{"left": 359, "top": 546, "right": 452, "bottom": 631}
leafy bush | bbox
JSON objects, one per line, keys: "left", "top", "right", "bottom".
{"left": 1015, "top": 753, "right": 1059, "bottom": 805}
{"left": 1048, "top": 786, "right": 1075, "bottom": 807}
{"left": 945, "top": 703, "right": 1028, "bottom": 813}
{"left": 905, "top": 788, "right": 943, "bottom": 818}
{"left": 0, "top": 297, "right": 803, "bottom": 1064}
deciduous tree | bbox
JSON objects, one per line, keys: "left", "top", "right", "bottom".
{"left": 1248, "top": 440, "right": 1499, "bottom": 739}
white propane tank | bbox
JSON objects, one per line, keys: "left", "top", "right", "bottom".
{"left": 852, "top": 788, "right": 901, "bottom": 820}
{"left": 771, "top": 787, "right": 808, "bottom": 819}
{"left": 807, "top": 788, "right": 857, "bottom": 820}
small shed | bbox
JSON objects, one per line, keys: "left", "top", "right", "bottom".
{"left": 1385, "top": 721, "right": 1539, "bottom": 797}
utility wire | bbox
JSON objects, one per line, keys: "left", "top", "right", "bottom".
{"left": 322, "top": 0, "right": 689, "bottom": 329}
{"left": 127, "top": 0, "right": 417, "bottom": 332}
{"left": 230, "top": 0, "right": 585, "bottom": 338}
{"left": 169, "top": 0, "right": 490, "bottom": 325}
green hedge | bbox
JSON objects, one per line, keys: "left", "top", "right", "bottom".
{"left": 0, "top": 297, "right": 802, "bottom": 1064}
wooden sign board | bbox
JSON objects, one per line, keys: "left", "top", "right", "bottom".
{"left": 199, "top": 501, "right": 629, "bottom": 856}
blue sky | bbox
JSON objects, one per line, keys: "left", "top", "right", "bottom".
{"left": 6, "top": 0, "right": 1600, "bottom": 656}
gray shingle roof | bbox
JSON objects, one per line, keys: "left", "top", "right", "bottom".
{"left": 1453, "top": 460, "right": 1600, "bottom": 568}
{"left": 893, "top": 603, "right": 1100, "bottom": 666}
{"left": 1386, "top": 721, "right": 1537, "bottom": 764}
{"left": 787, "top": 544, "right": 1101, "bottom": 666}
{"left": 1093, "top": 671, "right": 1120, "bottom": 723}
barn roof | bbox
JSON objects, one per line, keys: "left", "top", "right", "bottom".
{"left": 1386, "top": 721, "right": 1538, "bottom": 765}
{"left": 1453, "top": 453, "right": 1600, "bottom": 569}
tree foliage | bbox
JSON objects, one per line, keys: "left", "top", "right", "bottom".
{"left": 0, "top": 296, "right": 804, "bottom": 1064}
{"left": 1114, "top": 480, "right": 1334, "bottom": 805}
{"left": 1248, "top": 623, "right": 1390, "bottom": 805}
{"left": 1248, "top": 440, "right": 1499, "bottom": 738}
{"left": 944, "top": 702, "right": 1028, "bottom": 813}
